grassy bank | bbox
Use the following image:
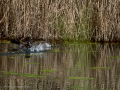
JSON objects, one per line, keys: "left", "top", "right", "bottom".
{"left": 0, "top": 0, "right": 119, "bottom": 42}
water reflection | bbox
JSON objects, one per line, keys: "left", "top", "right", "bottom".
{"left": 0, "top": 42, "right": 120, "bottom": 90}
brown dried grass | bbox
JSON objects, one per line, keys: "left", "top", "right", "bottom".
{"left": 91, "top": 0, "right": 120, "bottom": 42}
{"left": 0, "top": 0, "right": 119, "bottom": 42}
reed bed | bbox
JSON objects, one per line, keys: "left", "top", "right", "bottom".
{"left": 0, "top": 0, "right": 120, "bottom": 41}
{"left": 91, "top": 0, "right": 120, "bottom": 42}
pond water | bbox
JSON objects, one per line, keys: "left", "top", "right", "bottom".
{"left": 0, "top": 41, "right": 119, "bottom": 90}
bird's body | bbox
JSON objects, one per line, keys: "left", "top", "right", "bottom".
{"left": 11, "top": 37, "right": 32, "bottom": 48}
{"left": 11, "top": 37, "right": 51, "bottom": 52}
{"left": 11, "top": 39, "right": 21, "bottom": 45}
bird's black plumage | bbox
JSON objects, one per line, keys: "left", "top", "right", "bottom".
{"left": 11, "top": 37, "right": 32, "bottom": 48}
{"left": 11, "top": 39, "right": 21, "bottom": 45}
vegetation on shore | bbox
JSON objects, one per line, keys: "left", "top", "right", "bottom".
{"left": 0, "top": 0, "right": 119, "bottom": 42}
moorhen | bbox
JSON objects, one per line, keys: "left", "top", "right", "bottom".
{"left": 11, "top": 37, "right": 32, "bottom": 48}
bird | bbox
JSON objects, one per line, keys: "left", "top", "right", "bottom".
{"left": 11, "top": 37, "right": 32, "bottom": 48}
{"left": 11, "top": 39, "right": 21, "bottom": 45}
{"left": 24, "top": 37, "right": 32, "bottom": 48}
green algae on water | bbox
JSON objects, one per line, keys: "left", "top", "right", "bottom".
{"left": 0, "top": 41, "right": 11, "bottom": 43}
{"left": 9, "top": 57, "right": 15, "bottom": 58}
{"left": 1, "top": 71, "right": 46, "bottom": 78}
{"left": 68, "top": 77, "right": 94, "bottom": 80}
{"left": 106, "top": 56, "right": 120, "bottom": 58}
{"left": 41, "top": 70, "right": 57, "bottom": 73}
{"left": 52, "top": 50, "right": 61, "bottom": 52}
{"left": 0, "top": 75, "right": 3, "bottom": 77}
{"left": 111, "top": 56, "right": 120, "bottom": 58}
{"left": 26, "top": 63, "right": 40, "bottom": 65}
{"left": 21, "top": 65, "right": 27, "bottom": 66}
{"left": 65, "top": 51, "right": 73, "bottom": 52}
{"left": 70, "top": 86, "right": 88, "bottom": 89}
{"left": 97, "top": 89, "right": 115, "bottom": 90}
{"left": 91, "top": 67, "right": 110, "bottom": 69}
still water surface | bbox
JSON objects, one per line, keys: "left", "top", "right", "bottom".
{"left": 0, "top": 41, "right": 119, "bottom": 90}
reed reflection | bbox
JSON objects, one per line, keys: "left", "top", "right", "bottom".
{"left": 0, "top": 43, "right": 120, "bottom": 89}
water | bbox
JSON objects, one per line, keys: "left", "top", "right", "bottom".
{"left": 0, "top": 41, "right": 119, "bottom": 90}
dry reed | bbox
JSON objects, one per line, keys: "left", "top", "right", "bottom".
{"left": 91, "top": 0, "right": 120, "bottom": 42}
{"left": 0, "top": 0, "right": 119, "bottom": 42}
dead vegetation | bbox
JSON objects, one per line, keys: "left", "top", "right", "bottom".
{"left": 0, "top": 0, "right": 120, "bottom": 42}
{"left": 91, "top": 0, "right": 120, "bottom": 42}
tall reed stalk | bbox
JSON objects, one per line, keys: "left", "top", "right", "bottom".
{"left": 91, "top": 0, "right": 120, "bottom": 42}
{"left": 0, "top": 0, "right": 119, "bottom": 41}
